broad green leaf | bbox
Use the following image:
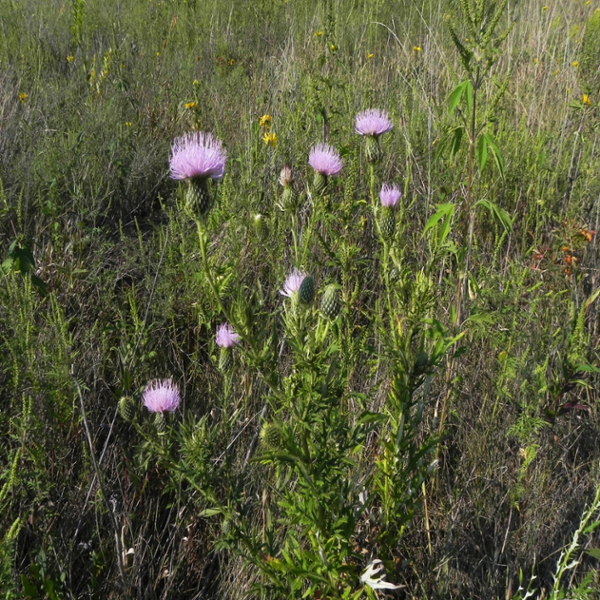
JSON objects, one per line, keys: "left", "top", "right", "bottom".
{"left": 476, "top": 199, "right": 513, "bottom": 233}
{"left": 198, "top": 507, "right": 222, "bottom": 517}
{"left": 423, "top": 203, "right": 455, "bottom": 238}
{"left": 448, "top": 81, "right": 468, "bottom": 115}
{"left": 465, "top": 80, "right": 474, "bottom": 115}
{"left": 450, "top": 126, "right": 464, "bottom": 157}
{"left": 482, "top": 132, "right": 505, "bottom": 178}
{"left": 476, "top": 134, "right": 489, "bottom": 170}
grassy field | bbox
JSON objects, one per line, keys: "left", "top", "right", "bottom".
{"left": 1, "top": 0, "right": 600, "bottom": 598}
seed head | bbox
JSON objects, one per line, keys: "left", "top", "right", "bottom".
{"left": 279, "top": 164, "right": 294, "bottom": 187}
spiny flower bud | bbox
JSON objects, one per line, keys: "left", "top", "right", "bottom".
{"left": 260, "top": 422, "right": 285, "bottom": 450}
{"left": 378, "top": 207, "right": 396, "bottom": 240}
{"left": 118, "top": 396, "right": 135, "bottom": 421}
{"left": 253, "top": 213, "right": 268, "bottom": 240}
{"left": 365, "top": 136, "right": 383, "bottom": 164}
{"left": 280, "top": 185, "right": 299, "bottom": 212}
{"left": 154, "top": 412, "right": 167, "bottom": 434}
{"left": 320, "top": 284, "right": 341, "bottom": 320}
{"left": 218, "top": 347, "right": 233, "bottom": 372}
{"left": 185, "top": 177, "right": 212, "bottom": 217}
{"left": 299, "top": 275, "right": 315, "bottom": 304}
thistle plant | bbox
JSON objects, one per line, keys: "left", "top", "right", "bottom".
{"left": 169, "top": 131, "right": 227, "bottom": 218}
{"left": 141, "top": 378, "right": 181, "bottom": 433}
{"left": 355, "top": 108, "right": 393, "bottom": 165}
{"left": 215, "top": 322, "right": 240, "bottom": 372}
{"left": 377, "top": 183, "right": 402, "bottom": 241}
{"left": 308, "top": 143, "right": 343, "bottom": 195}
{"left": 278, "top": 164, "right": 298, "bottom": 212}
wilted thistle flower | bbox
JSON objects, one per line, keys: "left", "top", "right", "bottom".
{"left": 279, "top": 164, "right": 298, "bottom": 211}
{"left": 378, "top": 183, "right": 401, "bottom": 240}
{"left": 142, "top": 379, "right": 181, "bottom": 413}
{"left": 169, "top": 131, "right": 227, "bottom": 217}
{"left": 355, "top": 109, "right": 393, "bottom": 163}
{"left": 280, "top": 268, "right": 308, "bottom": 298}
{"left": 216, "top": 323, "right": 240, "bottom": 372}
{"left": 308, "top": 143, "right": 343, "bottom": 194}
{"left": 279, "top": 164, "right": 293, "bottom": 187}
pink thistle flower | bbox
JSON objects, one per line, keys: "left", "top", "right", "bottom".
{"left": 215, "top": 323, "right": 240, "bottom": 348}
{"left": 169, "top": 132, "right": 227, "bottom": 181}
{"left": 280, "top": 268, "right": 308, "bottom": 297}
{"left": 355, "top": 109, "right": 393, "bottom": 137}
{"left": 379, "top": 183, "right": 402, "bottom": 207}
{"left": 142, "top": 379, "right": 181, "bottom": 413}
{"left": 308, "top": 144, "right": 343, "bottom": 176}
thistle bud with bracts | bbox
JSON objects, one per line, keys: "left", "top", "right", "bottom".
{"left": 279, "top": 164, "right": 299, "bottom": 212}
{"left": 355, "top": 109, "right": 393, "bottom": 164}
{"left": 377, "top": 183, "right": 402, "bottom": 241}
{"left": 215, "top": 323, "right": 240, "bottom": 372}
{"left": 169, "top": 131, "right": 227, "bottom": 219}
{"left": 308, "top": 144, "right": 343, "bottom": 196}
{"left": 320, "top": 283, "right": 341, "bottom": 320}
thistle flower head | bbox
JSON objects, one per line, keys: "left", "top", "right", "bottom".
{"left": 379, "top": 183, "right": 402, "bottom": 207}
{"left": 279, "top": 164, "right": 294, "bottom": 187}
{"left": 355, "top": 109, "right": 393, "bottom": 137}
{"left": 280, "top": 268, "right": 308, "bottom": 297}
{"left": 169, "top": 131, "right": 227, "bottom": 181}
{"left": 215, "top": 323, "right": 240, "bottom": 348}
{"left": 308, "top": 144, "right": 343, "bottom": 176}
{"left": 142, "top": 379, "right": 181, "bottom": 413}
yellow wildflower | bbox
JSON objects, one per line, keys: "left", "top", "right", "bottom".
{"left": 367, "top": 53, "right": 374, "bottom": 59}
{"left": 18, "top": 92, "right": 28, "bottom": 103}
{"left": 125, "top": 122, "right": 132, "bottom": 127}
{"left": 542, "top": 5, "right": 548, "bottom": 9}
{"left": 193, "top": 79, "right": 199, "bottom": 86}
{"left": 413, "top": 46, "right": 422, "bottom": 51}
{"left": 185, "top": 101, "right": 196, "bottom": 109}
{"left": 229, "top": 58, "right": 235, "bottom": 65}
{"left": 572, "top": 60, "right": 579, "bottom": 67}
{"left": 262, "top": 132, "right": 277, "bottom": 147}
{"left": 315, "top": 31, "right": 323, "bottom": 37}
{"left": 330, "top": 43, "right": 336, "bottom": 51}
{"left": 534, "top": 58, "right": 539, "bottom": 64}
{"left": 156, "top": 52, "right": 161, "bottom": 56}
{"left": 583, "top": 94, "right": 591, "bottom": 105}
{"left": 66, "top": 55, "right": 74, "bottom": 62}
{"left": 259, "top": 115, "right": 272, "bottom": 129}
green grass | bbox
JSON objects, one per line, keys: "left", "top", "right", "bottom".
{"left": 1, "top": 0, "right": 600, "bottom": 598}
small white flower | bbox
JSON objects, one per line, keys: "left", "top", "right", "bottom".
{"left": 360, "top": 559, "right": 402, "bottom": 591}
